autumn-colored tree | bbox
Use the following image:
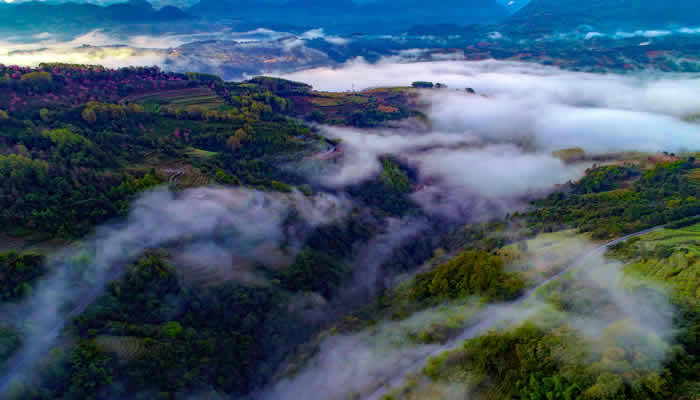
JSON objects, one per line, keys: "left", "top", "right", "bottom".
{"left": 227, "top": 128, "right": 249, "bottom": 152}
{"left": 39, "top": 108, "right": 51, "bottom": 122}
{"left": 81, "top": 107, "right": 97, "bottom": 124}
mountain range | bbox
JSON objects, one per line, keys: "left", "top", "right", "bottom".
{"left": 0, "top": 0, "right": 512, "bottom": 35}
{"left": 0, "top": 0, "right": 189, "bottom": 32}
{"left": 510, "top": 0, "right": 700, "bottom": 30}
{"left": 187, "top": 0, "right": 510, "bottom": 32}
{"left": 2, "top": 0, "right": 699, "bottom": 38}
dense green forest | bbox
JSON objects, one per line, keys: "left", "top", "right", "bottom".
{"left": 389, "top": 219, "right": 699, "bottom": 400}
{"left": 0, "top": 64, "right": 430, "bottom": 398}
{"left": 0, "top": 64, "right": 698, "bottom": 400}
{"left": 526, "top": 161, "right": 699, "bottom": 239}
{"left": 374, "top": 158, "right": 699, "bottom": 400}
{"left": 0, "top": 65, "right": 308, "bottom": 237}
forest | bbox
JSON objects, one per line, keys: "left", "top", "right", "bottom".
{"left": 0, "top": 64, "right": 697, "bottom": 400}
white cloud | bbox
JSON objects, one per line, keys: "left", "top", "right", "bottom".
{"left": 278, "top": 59, "right": 700, "bottom": 154}
{"left": 284, "top": 58, "right": 698, "bottom": 218}
{"left": 300, "top": 28, "right": 351, "bottom": 45}
{"left": 416, "top": 145, "right": 586, "bottom": 198}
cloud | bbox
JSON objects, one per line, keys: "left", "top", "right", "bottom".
{"left": 283, "top": 58, "right": 698, "bottom": 219}
{"left": 258, "top": 301, "right": 463, "bottom": 400}
{"left": 279, "top": 59, "right": 700, "bottom": 149}
{"left": 0, "top": 46, "right": 168, "bottom": 70}
{"left": 415, "top": 145, "right": 587, "bottom": 198}
{"left": 0, "top": 27, "right": 341, "bottom": 79}
{"left": 0, "top": 186, "right": 351, "bottom": 395}
{"left": 300, "top": 28, "right": 351, "bottom": 45}
{"left": 0, "top": 29, "right": 173, "bottom": 67}
{"left": 279, "top": 59, "right": 700, "bottom": 116}
{"left": 262, "top": 236, "right": 676, "bottom": 400}
{"left": 304, "top": 124, "right": 588, "bottom": 220}
{"left": 312, "top": 125, "right": 477, "bottom": 187}
{"left": 425, "top": 90, "right": 700, "bottom": 153}
{"left": 614, "top": 29, "right": 672, "bottom": 39}
{"left": 526, "top": 26, "right": 700, "bottom": 42}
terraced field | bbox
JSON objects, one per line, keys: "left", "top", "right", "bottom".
{"left": 309, "top": 93, "right": 371, "bottom": 108}
{"left": 689, "top": 168, "right": 700, "bottom": 185}
{"left": 619, "top": 223, "right": 700, "bottom": 300}
{"left": 185, "top": 147, "right": 218, "bottom": 159}
{"left": 124, "top": 88, "right": 225, "bottom": 110}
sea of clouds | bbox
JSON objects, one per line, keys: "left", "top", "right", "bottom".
{"left": 281, "top": 58, "right": 699, "bottom": 218}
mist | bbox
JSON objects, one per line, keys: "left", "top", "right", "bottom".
{"left": 260, "top": 236, "right": 677, "bottom": 399}
{"left": 282, "top": 59, "right": 698, "bottom": 220}
{"left": 306, "top": 124, "right": 589, "bottom": 218}
{"left": 0, "top": 186, "right": 351, "bottom": 395}
{"left": 0, "top": 28, "right": 342, "bottom": 78}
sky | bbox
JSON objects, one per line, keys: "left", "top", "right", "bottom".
{"left": 0, "top": 0, "right": 530, "bottom": 11}
{"left": 0, "top": 0, "right": 199, "bottom": 7}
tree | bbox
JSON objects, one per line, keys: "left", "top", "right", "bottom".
{"left": 66, "top": 340, "right": 115, "bottom": 400}
{"left": 81, "top": 107, "right": 97, "bottom": 124}
{"left": 227, "top": 128, "right": 249, "bottom": 152}
{"left": 39, "top": 108, "right": 51, "bottom": 122}
{"left": 412, "top": 81, "right": 434, "bottom": 88}
{"left": 413, "top": 249, "right": 525, "bottom": 302}
{"left": 281, "top": 249, "right": 347, "bottom": 297}
{"left": 581, "top": 373, "right": 625, "bottom": 400}
{"left": 0, "top": 251, "right": 46, "bottom": 301}
{"left": 20, "top": 71, "right": 52, "bottom": 83}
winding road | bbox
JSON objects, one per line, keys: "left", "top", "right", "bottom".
{"left": 365, "top": 224, "right": 667, "bottom": 400}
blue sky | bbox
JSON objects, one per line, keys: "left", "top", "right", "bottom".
{"left": 0, "top": 0, "right": 530, "bottom": 10}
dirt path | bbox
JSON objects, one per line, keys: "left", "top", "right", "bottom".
{"left": 161, "top": 167, "right": 185, "bottom": 184}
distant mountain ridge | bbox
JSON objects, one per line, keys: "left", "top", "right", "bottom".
{"left": 0, "top": 0, "right": 190, "bottom": 32}
{"left": 188, "top": 0, "right": 509, "bottom": 32}
{"left": 510, "top": 0, "right": 700, "bottom": 29}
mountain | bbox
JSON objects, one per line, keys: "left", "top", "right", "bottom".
{"left": 188, "top": 0, "right": 509, "bottom": 33}
{"left": 361, "top": 0, "right": 509, "bottom": 23}
{"left": 510, "top": 0, "right": 700, "bottom": 30}
{"left": 0, "top": 62, "right": 698, "bottom": 400}
{"left": 0, "top": 0, "right": 190, "bottom": 33}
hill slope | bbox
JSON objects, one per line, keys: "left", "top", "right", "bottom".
{"left": 510, "top": 0, "right": 700, "bottom": 29}
{"left": 189, "top": 0, "right": 509, "bottom": 32}
{"left": 0, "top": 0, "right": 190, "bottom": 33}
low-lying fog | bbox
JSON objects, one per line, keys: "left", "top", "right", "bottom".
{"left": 0, "top": 31, "right": 698, "bottom": 399}
{"left": 3, "top": 23, "right": 700, "bottom": 78}
{"left": 0, "top": 28, "right": 340, "bottom": 76}
{"left": 286, "top": 58, "right": 698, "bottom": 218}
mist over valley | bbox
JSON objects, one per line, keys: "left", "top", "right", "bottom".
{"left": 0, "top": 1, "right": 698, "bottom": 400}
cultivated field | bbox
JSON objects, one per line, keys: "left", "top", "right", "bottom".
{"left": 124, "top": 87, "right": 225, "bottom": 110}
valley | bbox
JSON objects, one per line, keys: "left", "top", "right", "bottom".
{"left": 0, "top": 1, "right": 699, "bottom": 399}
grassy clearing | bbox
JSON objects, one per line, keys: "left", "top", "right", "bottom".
{"left": 350, "top": 96, "right": 369, "bottom": 104}
{"left": 688, "top": 168, "right": 700, "bottom": 183}
{"left": 127, "top": 88, "right": 224, "bottom": 110}
{"left": 681, "top": 222, "right": 700, "bottom": 233}
{"left": 185, "top": 147, "right": 218, "bottom": 159}
{"left": 363, "top": 87, "right": 414, "bottom": 94}
{"left": 614, "top": 223, "right": 700, "bottom": 301}
{"left": 501, "top": 230, "right": 594, "bottom": 281}
{"left": 310, "top": 97, "right": 344, "bottom": 107}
